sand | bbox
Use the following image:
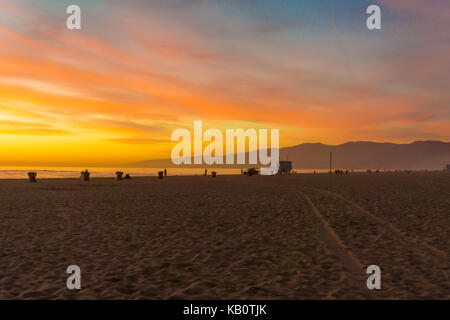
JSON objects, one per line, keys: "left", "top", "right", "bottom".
{"left": 0, "top": 172, "right": 448, "bottom": 299}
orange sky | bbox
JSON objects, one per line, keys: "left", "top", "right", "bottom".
{"left": 0, "top": 0, "right": 449, "bottom": 166}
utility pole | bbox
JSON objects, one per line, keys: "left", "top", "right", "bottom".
{"left": 329, "top": 152, "right": 332, "bottom": 173}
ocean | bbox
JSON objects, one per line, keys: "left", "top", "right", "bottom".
{"left": 0, "top": 166, "right": 333, "bottom": 179}
{"left": 0, "top": 167, "right": 242, "bottom": 179}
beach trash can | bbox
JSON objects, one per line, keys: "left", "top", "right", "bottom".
{"left": 28, "top": 172, "right": 37, "bottom": 182}
{"left": 81, "top": 170, "right": 90, "bottom": 181}
{"left": 116, "top": 171, "right": 124, "bottom": 181}
{"left": 212, "top": 171, "right": 217, "bottom": 178}
{"left": 158, "top": 171, "right": 164, "bottom": 179}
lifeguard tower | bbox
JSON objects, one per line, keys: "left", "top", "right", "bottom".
{"left": 278, "top": 161, "right": 292, "bottom": 174}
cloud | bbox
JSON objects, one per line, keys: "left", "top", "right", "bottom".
{"left": 108, "top": 138, "right": 173, "bottom": 145}
{"left": 0, "top": 77, "right": 84, "bottom": 98}
{"left": 0, "top": 119, "right": 72, "bottom": 136}
{"left": 0, "top": 0, "right": 448, "bottom": 165}
{"left": 377, "top": 0, "right": 450, "bottom": 19}
{"left": 0, "top": 128, "right": 71, "bottom": 135}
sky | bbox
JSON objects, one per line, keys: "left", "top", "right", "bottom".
{"left": 0, "top": 0, "right": 449, "bottom": 166}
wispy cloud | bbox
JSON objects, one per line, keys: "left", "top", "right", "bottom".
{"left": 0, "top": 0, "right": 448, "bottom": 165}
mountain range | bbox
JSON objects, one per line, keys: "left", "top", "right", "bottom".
{"left": 126, "top": 141, "right": 450, "bottom": 170}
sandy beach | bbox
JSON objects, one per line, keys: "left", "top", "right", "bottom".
{"left": 0, "top": 172, "right": 448, "bottom": 299}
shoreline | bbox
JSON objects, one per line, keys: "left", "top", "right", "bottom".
{"left": 0, "top": 168, "right": 447, "bottom": 181}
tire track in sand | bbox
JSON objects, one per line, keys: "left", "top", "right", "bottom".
{"left": 300, "top": 192, "right": 367, "bottom": 288}
{"left": 305, "top": 187, "right": 447, "bottom": 259}
{"left": 301, "top": 186, "right": 444, "bottom": 297}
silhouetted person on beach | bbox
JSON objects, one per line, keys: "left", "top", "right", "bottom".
{"left": 204, "top": 168, "right": 207, "bottom": 176}
{"left": 81, "top": 169, "right": 90, "bottom": 181}
{"left": 164, "top": 168, "right": 167, "bottom": 177}
{"left": 124, "top": 173, "right": 131, "bottom": 180}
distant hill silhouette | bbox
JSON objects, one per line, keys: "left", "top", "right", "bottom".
{"left": 126, "top": 141, "right": 450, "bottom": 170}
{"left": 280, "top": 141, "right": 449, "bottom": 169}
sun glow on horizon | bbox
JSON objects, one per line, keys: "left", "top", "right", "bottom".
{"left": 0, "top": 0, "right": 449, "bottom": 166}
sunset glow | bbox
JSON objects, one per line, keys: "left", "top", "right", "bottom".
{"left": 0, "top": 0, "right": 448, "bottom": 166}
